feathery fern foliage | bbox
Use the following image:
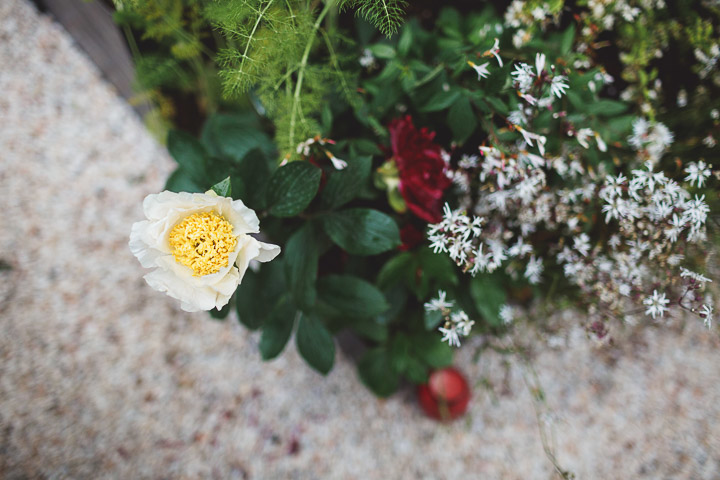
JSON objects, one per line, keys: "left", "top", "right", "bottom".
{"left": 339, "top": 0, "right": 406, "bottom": 37}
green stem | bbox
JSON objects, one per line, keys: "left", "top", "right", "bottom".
{"left": 288, "top": 0, "right": 334, "bottom": 154}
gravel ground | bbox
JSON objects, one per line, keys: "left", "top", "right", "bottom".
{"left": 1, "top": 1, "right": 720, "bottom": 478}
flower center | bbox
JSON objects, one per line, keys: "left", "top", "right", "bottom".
{"left": 168, "top": 212, "right": 237, "bottom": 276}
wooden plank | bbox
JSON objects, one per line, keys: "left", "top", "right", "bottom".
{"left": 38, "top": 0, "right": 146, "bottom": 114}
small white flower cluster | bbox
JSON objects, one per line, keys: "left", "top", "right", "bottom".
{"left": 627, "top": 118, "right": 674, "bottom": 164}
{"left": 600, "top": 161, "right": 710, "bottom": 244}
{"left": 511, "top": 53, "right": 569, "bottom": 108}
{"left": 424, "top": 290, "right": 475, "bottom": 347}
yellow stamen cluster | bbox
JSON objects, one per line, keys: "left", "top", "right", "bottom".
{"left": 169, "top": 212, "right": 237, "bottom": 276}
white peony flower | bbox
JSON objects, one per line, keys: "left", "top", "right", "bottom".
{"left": 129, "top": 190, "right": 280, "bottom": 312}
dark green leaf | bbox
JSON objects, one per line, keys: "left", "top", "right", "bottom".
{"left": 350, "top": 319, "right": 388, "bottom": 342}
{"left": 284, "top": 223, "right": 319, "bottom": 310}
{"left": 210, "top": 176, "right": 231, "bottom": 197}
{"left": 420, "top": 89, "right": 462, "bottom": 112}
{"left": 483, "top": 96, "right": 509, "bottom": 115}
{"left": 404, "top": 356, "right": 429, "bottom": 384}
{"left": 424, "top": 309, "right": 443, "bottom": 330}
{"left": 259, "top": 297, "right": 295, "bottom": 360}
{"left": 376, "top": 252, "right": 414, "bottom": 289}
{"left": 237, "top": 149, "right": 271, "bottom": 209}
{"left": 447, "top": 96, "right": 477, "bottom": 144}
{"left": 322, "top": 208, "right": 401, "bottom": 255}
{"left": 167, "top": 129, "right": 207, "bottom": 183}
{"left": 201, "top": 113, "right": 275, "bottom": 163}
{"left": 358, "top": 348, "right": 399, "bottom": 397}
{"left": 320, "top": 156, "right": 372, "bottom": 209}
{"left": 266, "top": 162, "right": 322, "bottom": 217}
{"left": 587, "top": 99, "right": 628, "bottom": 117}
{"left": 165, "top": 168, "right": 204, "bottom": 193}
{"left": 236, "top": 258, "right": 287, "bottom": 330}
{"left": 560, "top": 25, "right": 575, "bottom": 55}
{"left": 210, "top": 298, "right": 232, "bottom": 320}
{"left": 368, "top": 43, "right": 396, "bottom": 59}
{"left": 389, "top": 333, "right": 411, "bottom": 372}
{"left": 295, "top": 314, "right": 335, "bottom": 375}
{"left": 411, "top": 332, "right": 453, "bottom": 368}
{"left": 469, "top": 274, "right": 506, "bottom": 326}
{"left": 317, "top": 274, "right": 389, "bottom": 318}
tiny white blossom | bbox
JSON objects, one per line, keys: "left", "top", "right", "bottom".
{"left": 573, "top": 233, "right": 591, "bottom": 257}
{"left": 643, "top": 290, "right": 669, "bottom": 319}
{"left": 550, "top": 75, "right": 569, "bottom": 98}
{"left": 439, "top": 325, "right": 462, "bottom": 347}
{"left": 468, "top": 61, "right": 490, "bottom": 80}
{"left": 524, "top": 255, "right": 543, "bottom": 284}
{"left": 680, "top": 267, "right": 712, "bottom": 285}
{"left": 699, "top": 304, "right": 714, "bottom": 328}
{"left": 684, "top": 161, "right": 712, "bottom": 188}
{"left": 424, "top": 290, "right": 454, "bottom": 312}
{"left": 499, "top": 304, "right": 515, "bottom": 325}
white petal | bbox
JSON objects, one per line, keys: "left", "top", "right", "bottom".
{"left": 255, "top": 241, "right": 281, "bottom": 263}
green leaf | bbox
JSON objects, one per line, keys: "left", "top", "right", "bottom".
{"left": 447, "top": 96, "right": 477, "bottom": 144}
{"left": 424, "top": 309, "right": 443, "bottom": 330}
{"left": 295, "top": 314, "right": 335, "bottom": 375}
{"left": 259, "top": 297, "right": 295, "bottom": 360}
{"left": 210, "top": 176, "right": 231, "bottom": 197}
{"left": 469, "top": 274, "right": 506, "bottom": 326}
{"left": 237, "top": 148, "right": 271, "bottom": 210}
{"left": 236, "top": 258, "right": 287, "bottom": 330}
{"left": 389, "top": 333, "right": 411, "bottom": 372}
{"left": 165, "top": 168, "right": 204, "bottom": 193}
{"left": 411, "top": 332, "right": 453, "bottom": 368}
{"left": 397, "top": 23, "right": 413, "bottom": 56}
{"left": 419, "top": 89, "right": 462, "bottom": 112}
{"left": 404, "top": 356, "right": 429, "bottom": 384}
{"left": 209, "top": 298, "right": 232, "bottom": 320}
{"left": 587, "top": 99, "right": 628, "bottom": 117}
{"left": 167, "top": 129, "right": 207, "bottom": 183}
{"left": 350, "top": 319, "right": 388, "bottom": 342}
{"left": 266, "top": 162, "right": 322, "bottom": 217}
{"left": 483, "top": 96, "right": 509, "bottom": 115}
{"left": 358, "top": 348, "right": 399, "bottom": 397}
{"left": 317, "top": 274, "right": 389, "bottom": 318}
{"left": 284, "top": 224, "right": 319, "bottom": 310}
{"left": 320, "top": 156, "right": 372, "bottom": 209}
{"left": 560, "top": 24, "right": 575, "bottom": 55}
{"left": 322, "top": 208, "right": 401, "bottom": 255}
{"left": 201, "top": 113, "right": 275, "bottom": 163}
{"left": 368, "top": 43, "right": 396, "bottom": 59}
{"left": 377, "top": 252, "right": 414, "bottom": 289}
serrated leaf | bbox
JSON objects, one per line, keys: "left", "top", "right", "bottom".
{"left": 295, "top": 314, "right": 335, "bottom": 375}
{"left": 320, "top": 156, "right": 372, "bottom": 209}
{"left": 358, "top": 348, "right": 399, "bottom": 397}
{"left": 447, "top": 96, "right": 477, "bottom": 144}
{"left": 259, "top": 297, "right": 295, "bottom": 360}
{"left": 266, "top": 162, "right": 322, "bottom": 217}
{"left": 317, "top": 274, "right": 389, "bottom": 318}
{"left": 167, "top": 129, "right": 207, "bottom": 183}
{"left": 210, "top": 176, "right": 231, "bottom": 197}
{"left": 284, "top": 223, "right": 319, "bottom": 310}
{"left": 322, "top": 208, "right": 401, "bottom": 255}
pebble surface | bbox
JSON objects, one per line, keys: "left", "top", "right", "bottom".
{"left": 1, "top": 1, "right": 720, "bottom": 478}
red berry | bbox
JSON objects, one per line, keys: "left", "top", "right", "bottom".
{"left": 417, "top": 367, "right": 471, "bottom": 421}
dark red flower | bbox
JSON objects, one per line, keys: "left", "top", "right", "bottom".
{"left": 388, "top": 116, "right": 451, "bottom": 223}
{"left": 417, "top": 367, "right": 471, "bottom": 421}
{"left": 399, "top": 224, "right": 425, "bottom": 251}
